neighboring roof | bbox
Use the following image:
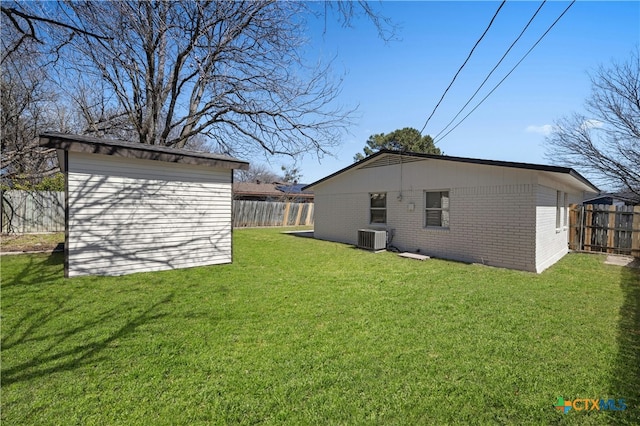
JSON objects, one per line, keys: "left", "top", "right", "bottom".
{"left": 233, "top": 181, "right": 314, "bottom": 198}
{"left": 583, "top": 191, "right": 640, "bottom": 204}
{"left": 39, "top": 132, "right": 249, "bottom": 170}
{"left": 275, "top": 183, "right": 314, "bottom": 195}
{"left": 303, "top": 150, "right": 599, "bottom": 193}
{"left": 233, "top": 182, "right": 283, "bottom": 197}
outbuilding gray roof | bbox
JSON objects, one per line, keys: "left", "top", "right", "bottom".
{"left": 40, "top": 133, "right": 249, "bottom": 171}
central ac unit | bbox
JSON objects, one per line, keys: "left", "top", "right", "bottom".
{"left": 357, "top": 229, "right": 387, "bottom": 252}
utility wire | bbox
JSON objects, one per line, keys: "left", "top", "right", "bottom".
{"left": 434, "top": 0, "right": 576, "bottom": 144}
{"left": 419, "top": 0, "right": 506, "bottom": 135}
{"left": 433, "top": 1, "right": 547, "bottom": 141}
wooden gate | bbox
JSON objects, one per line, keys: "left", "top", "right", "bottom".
{"left": 569, "top": 204, "right": 640, "bottom": 257}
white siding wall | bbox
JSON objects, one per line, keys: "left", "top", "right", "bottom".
{"left": 67, "top": 152, "right": 233, "bottom": 277}
{"left": 313, "top": 158, "right": 539, "bottom": 271}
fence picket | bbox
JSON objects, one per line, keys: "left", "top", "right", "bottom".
{"left": 232, "top": 200, "right": 314, "bottom": 228}
{"left": 1, "top": 191, "right": 65, "bottom": 233}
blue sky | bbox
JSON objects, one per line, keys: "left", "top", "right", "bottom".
{"left": 259, "top": 1, "right": 639, "bottom": 183}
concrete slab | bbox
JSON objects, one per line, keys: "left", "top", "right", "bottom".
{"left": 398, "top": 252, "right": 430, "bottom": 261}
{"left": 605, "top": 255, "right": 640, "bottom": 269}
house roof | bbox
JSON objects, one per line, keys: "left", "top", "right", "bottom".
{"left": 303, "top": 150, "right": 599, "bottom": 193}
{"left": 39, "top": 133, "right": 249, "bottom": 171}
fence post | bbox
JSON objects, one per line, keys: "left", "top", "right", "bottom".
{"left": 282, "top": 202, "right": 291, "bottom": 226}
{"left": 607, "top": 205, "right": 616, "bottom": 254}
{"left": 578, "top": 204, "right": 584, "bottom": 252}
{"left": 584, "top": 205, "right": 593, "bottom": 252}
{"left": 294, "top": 204, "right": 303, "bottom": 226}
{"left": 306, "top": 203, "right": 313, "bottom": 226}
{"left": 569, "top": 204, "right": 578, "bottom": 250}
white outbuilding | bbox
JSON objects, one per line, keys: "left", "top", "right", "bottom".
{"left": 40, "top": 133, "right": 249, "bottom": 277}
{"left": 304, "top": 150, "right": 599, "bottom": 273}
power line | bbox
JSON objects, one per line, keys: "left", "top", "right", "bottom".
{"left": 418, "top": 1, "right": 506, "bottom": 135}
{"left": 433, "top": 1, "right": 547, "bottom": 141}
{"left": 434, "top": 0, "right": 576, "bottom": 144}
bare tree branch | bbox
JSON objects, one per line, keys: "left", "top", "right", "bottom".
{"left": 322, "top": 0, "right": 398, "bottom": 42}
{"left": 1, "top": 3, "right": 111, "bottom": 65}
{"left": 1, "top": 46, "right": 60, "bottom": 187}
{"left": 2, "top": 0, "right": 392, "bottom": 181}
{"left": 545, "top": 49, "right": 640, "bottom": 199}
{"left": 42, "top": 0, "right": 357, "bottom": 159}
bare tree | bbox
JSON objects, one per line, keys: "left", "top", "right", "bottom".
{"left": 545, "top": 50, "right": 640, "bottom": 199}
{"left": 280, "top": 165, "right": 303, "bottom": 183}
{"left": 35, "top": 1, "right": 357, "bottom": 159}
{"left": 234, "top": 163, "right": 280, "bottom": 183}
{"left": 2, "top": 0, "right": 394, "bottom": 173}
{"left": 60, "top": 80, "right": 135, "bottom": 139}
{"left": 0, "top": 21, "right": 59, "bottom": 188}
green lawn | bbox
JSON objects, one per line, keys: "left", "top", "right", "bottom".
{"left": 1, "top": 228, "right": 638, "bottom": 425}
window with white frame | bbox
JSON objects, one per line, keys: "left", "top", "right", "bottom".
{"left": 370, "top": 193, "right": 386, "bottom": 224}
{"left": 425, "top": 191, "right": 449, "bottom": 228}
{"left": 556, "top": 191, "right": 569, "bottom": 230}
{"left": 563, "top": 192, "right": 569, "bottom": 228}
{"left": 556, "top": 190, "right": 562, "bottom": 229}
{"left": 556, "top": 191, "right": 562, "bottom": 229}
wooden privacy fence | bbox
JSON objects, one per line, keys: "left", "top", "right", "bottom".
{"left": 1, "top": 190, "right": 65, "bottom": 233}
{"left": 569, "top": 204, "right": 640, "bottom": 257}
{"left": 1, "top": 192, "right": 313, "bottom": 233}
{"left": 233, "top": 200, "right": 314, "bottom": 228}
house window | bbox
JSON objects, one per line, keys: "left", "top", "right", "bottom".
{"left": 370, "top": 193, "right": 386, "bottom": 224}
{"left": 425, "top": 191, "right": 449, "bottom": 228}
{"left": 556, "top": 191, "right": 562, "bottom": 229}
{"left": 555, "top": 190, "right": 570, "bottom": 230}
{"left": 563, "top": 192, "right": 569, "bottom": 228}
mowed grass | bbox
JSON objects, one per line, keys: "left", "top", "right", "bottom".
{"left": 1, "top": 228, "right": 638, "bottom": 425}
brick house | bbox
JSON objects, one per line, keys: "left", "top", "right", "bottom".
{"left": 303, "top": 150, "right": 599, "bottom": 273}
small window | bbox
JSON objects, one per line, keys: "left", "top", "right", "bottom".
{"left": 563, "top": 192, "right": 569, "bottom": 228}
{"left": 556, "top": 190, "right": 562, "bottom": 229}
{"left": 425, "top": 191, "right": 449, "bottom": 228}
{"left": 370, "top": 193, "right": 386, "bottom": 224}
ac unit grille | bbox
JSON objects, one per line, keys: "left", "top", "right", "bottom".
{"left": 357, "top": 229, "right": 387, "bottom": 251}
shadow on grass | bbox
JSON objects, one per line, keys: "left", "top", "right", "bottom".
{"left": 2, "top": 252, "right": 65, "bottom": 289}
{"left": 1, "top": 292, "right": 174, "bottom": 386}
{"left": 281, "top": 230, "right": 315, "bottom": 239}
{"left": 609, "top": 265, "right": 640, "bottom": 424}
